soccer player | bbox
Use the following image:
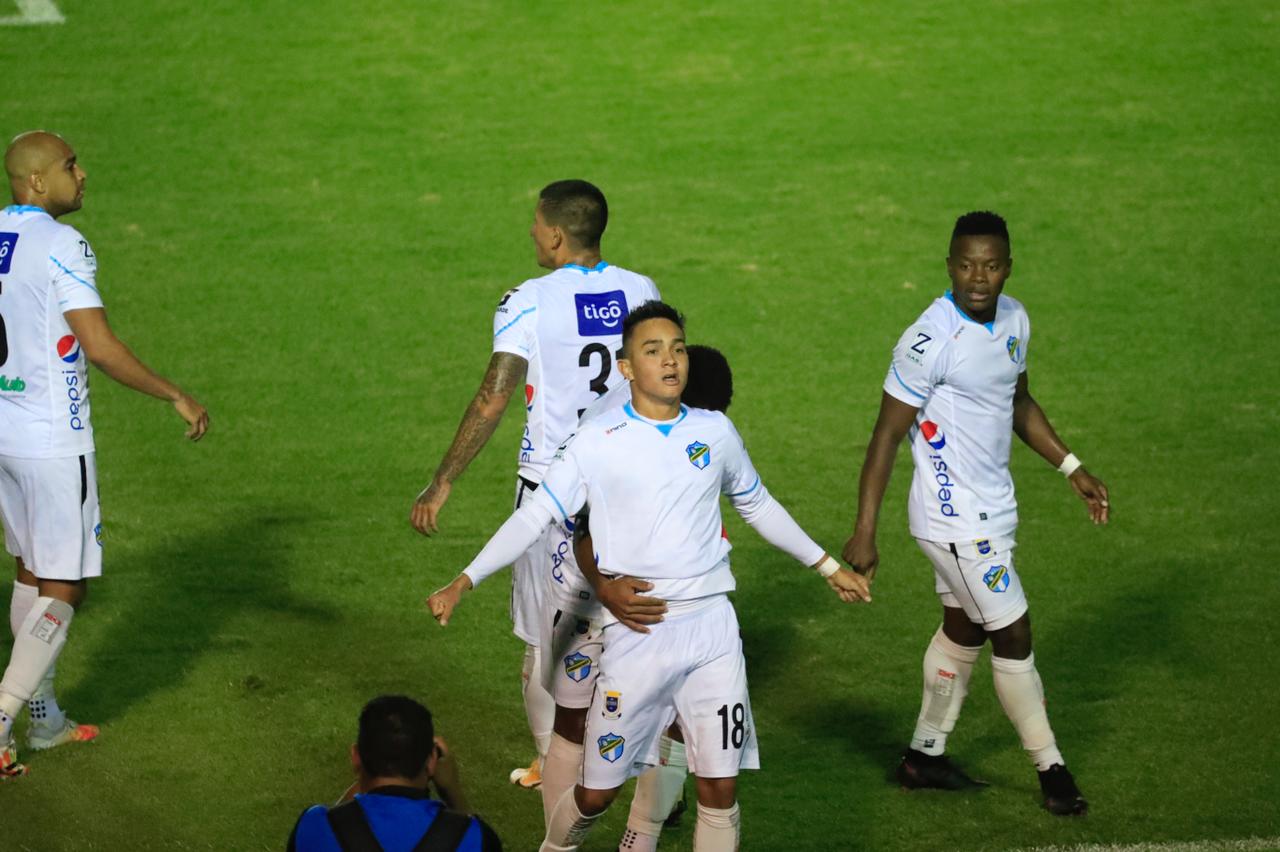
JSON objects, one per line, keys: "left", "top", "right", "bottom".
{"left": 0, "top": 131, "right": 209, "bottom": 779}
{"left": 842, "top": 211, "right": 1109, "bottom": 816}
{"left": 429, "top": 302, "right": 871, "bottom": 851}
{"left": 410, "top": 180, "right": 659, "bottom": 788}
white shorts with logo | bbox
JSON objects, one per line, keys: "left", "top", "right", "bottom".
{"left": 583, "top": 594, "right": 759, "bottom": 789}
{"left": 538, "top": 604, "right": 605, "bottom": 709}
{"left": 0, "top": 453, "right": 102, "bottom": 581}
{"left": 511, "top": 477, "right": 549, "bottom": 645}
{"left": 916, "top": 535, "right": 1026, "bottom": 631}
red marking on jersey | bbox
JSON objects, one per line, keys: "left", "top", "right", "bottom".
{"left": 525, "top": 384, "right": 535, "bottom": 407}
{"left": 721, "top": 525, "right": 729, "bottom": 541}
{"left": 921, "top": 420, "right": 940, "bottom": 441}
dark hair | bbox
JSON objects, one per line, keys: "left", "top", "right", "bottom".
{"left": 951, "top": 211, "right": 1010, "bottom": 249}
{"left": 683, "top": 345, "right": 733, "bottom": 412}
{"left": 539, "top": 180, "right": 608, "bottom": 249}
{"left": 622, "top": 300, "right": 685, "bottom": 355}
{"left": 357, "top": 695, "right": 434, "bottom": 779}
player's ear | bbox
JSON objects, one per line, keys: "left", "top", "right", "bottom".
{"left": 618, "top": 355, "right": 634, "bottom": 381}
{"left": 349, "top": 743, "right": 361, "bottom": 774}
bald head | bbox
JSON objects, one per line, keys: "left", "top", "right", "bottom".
{"left": 5, "top": 131, "right": 84, "bottom": 216}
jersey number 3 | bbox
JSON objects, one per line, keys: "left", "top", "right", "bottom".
{"left": 577, "top": 343, "right": 622, "bottom": 417}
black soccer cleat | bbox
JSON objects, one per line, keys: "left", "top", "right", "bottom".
{"left": 896, "top": 748, "right": 988, "bottom": 790}
{"left": 1038, "top": 764, "right": 1088, "bottom": 816}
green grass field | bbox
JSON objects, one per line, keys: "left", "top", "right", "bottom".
{"left": 3, "top": 1, "right": 1278, "bottom": 849}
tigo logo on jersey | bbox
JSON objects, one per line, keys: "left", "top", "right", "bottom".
{"left": 564, "top": 651, "right": 593, "bottom": 683}
{"left": 574, "top": 290, "right": 628, "bottom": 337}
{"left": 686, "top": 441, "right": 711, "bottom": 470}
{"left": 0, "top": 232, "right": 18, "bottom": 274}
{"left": 604, "top": 691, "right": 622, "bottom": 720}
{"left": 57, "top": 335, "right": 80, "bottom": 363}
{"left": 983, "top": 565, "right": 1010, "bottom": 593}
{"left": 1006, "top": 336, "right": 1021, "bottom": 363}
{"left": 598, "top": 733, "right": 625, "bottom": 763}
{"left": 920, "top": 421, "right": 946, "bottom": 450}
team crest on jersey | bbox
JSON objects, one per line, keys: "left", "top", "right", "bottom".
{"left": 920, "top": 421, "right": 945, "bottom": 450}
{"left": 604, "top": 691, "right": 622, "bottom": 719}
{"left": 0, "top": 232, "right": 18, "bottom": 274}
{"left": 983, "top": 565, "right": 1010, "bottom": 593}
{"left": 686, "top": 441, "right": 711, "bottom": 470}
{"left": 1006, "top": 336, "right": 1021, "bottom": 363}
{"left": 598, "top": 733, "right": 625, "bottom": 762}
{"left": 94, "top": 523, "right": 103, "bottom": 547}
{"left": 564, "top": 651, "right": 593, "bottom": 683}
{"left": 975, "top": 539, "right": 992, "bottom": 556}
{"left": 56, "top": 335, "right": 80, "bottom": 364}
{"left": 575, "top": 290, "right": 628, "bottom": 337}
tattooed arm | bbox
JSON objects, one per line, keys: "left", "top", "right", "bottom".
{"left": 411, "top": 351, "right": 528, "bottom": 535}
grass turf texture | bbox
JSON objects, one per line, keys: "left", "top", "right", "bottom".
{"left": 2, "top": 0, "right": 1278, "bottom": 848}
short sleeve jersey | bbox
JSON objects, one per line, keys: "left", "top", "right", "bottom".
{"left": 531, "top": 403, "right": 761, "bottom": 608}
{"left": 882, "top": 291, "right": 1031, "bottom": 541}
{"left": 491, "top": 262, "right": 659, "bottom": 484}
{"left": 0, "top": 206, "right": 103, "bottom": 459}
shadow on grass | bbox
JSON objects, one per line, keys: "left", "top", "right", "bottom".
{"left": 61, "top": 507, "right": 334, "bottom": 724}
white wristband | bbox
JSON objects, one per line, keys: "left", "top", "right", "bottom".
{"left": 815, "top": 555, "right": 841, "bottom": 578}
{"left": 1058, "top": 453, "right": 1083, "bottom": 477}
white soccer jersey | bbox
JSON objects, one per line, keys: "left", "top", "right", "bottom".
{"left": 532, "top": 404, "right": 781, "bottom": 606}
{"left": 0, "top": 206, "right": 103, "bottom": 459}
{"left": 491, "top": 262, "right": 659, "bottom": 484}
{"left": 883, "top": 291, "right": 1031, "bottom": 541}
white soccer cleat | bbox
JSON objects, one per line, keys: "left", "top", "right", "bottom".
{"left": 26, "top": 719, "right": 100, "bottom": 751}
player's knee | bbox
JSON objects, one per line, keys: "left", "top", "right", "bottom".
{"left": 37, "top": 578, "right": 86, "bottom": 610}
{"left": 941, "top": 607, "right": 985, "bottom": 647}
{"left": 694, "top": 776, "right": 737, "bottom": 809}
{"left": 988, "top": 612, "right": 1032, "bottom": 659}
{"left": 575, "top": 784, "right": 620, "bottom": 815}
{"left": 553, "top": 705, "right": 587, "bottom": 744}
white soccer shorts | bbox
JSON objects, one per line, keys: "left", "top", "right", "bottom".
{"left": 511, "top": 477, "right": 550, "bottom": 644}
{"left": 538, "top": 604, "right": 605, "bottom": 709}
{"left": 582, "top": 594, "right": 759, "bottom": 790}
{"left": 916, "top": 535, "right": 1027, "bottom": 631}
{"left": 0, "top": 453, "right": 103, "bottom": 581}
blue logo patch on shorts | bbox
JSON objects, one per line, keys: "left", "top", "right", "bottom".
{"left": 94, "top": 523, "right": 103, "bottom": 547}
{"left": 975, "top": 539, "right": 991, "bottom": 556}
{"left": 0, "top": 232, "right": 19, "bottom": 274}
{"left": 574, "top": 290, "right": 628, "bottom": 336}
{"left": 604, "top": 691, "right": 621, "bottom": 719}
{"left": 983, "top": 565, "right": 1010, "bottom": 593}
{"left": 598, "top": 732, "right": 625, "bottom": 762}
{"left": 564, "top": 651, "right": 593, "bottom": 682}
{"left": 686, "top": 441, "right": 710, "bottom": 470}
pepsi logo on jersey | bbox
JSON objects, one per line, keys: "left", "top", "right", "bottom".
{"left": 56, "top": 335, "right": 86, "bottom": 431}
{"left": 575, "top": 290, "right": 628, "bottom": 336}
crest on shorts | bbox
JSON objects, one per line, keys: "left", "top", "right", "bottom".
{"left": 975, "top": 539, "right": 991, "bottom": 556}
{"left": 1006, "top": 336, "right": 1021, "bottom": 363}
{"left": 603, "top": 691, "right": 622, "bottom": 720}
{"left": 598, "top": 732, "right": 625, "bottom": 762}
{"left": 983, "top": 565, "right": 1010, "bottom": 593}
{"left": 686, "top": 441, "right": 711, "bottom": 470}
{"left": 564, "top": 651, "right": 593, "bottom": 683}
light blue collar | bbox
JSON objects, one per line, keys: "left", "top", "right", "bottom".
{"left": 564, "top": 260, "right": 610, "bottom": 274}
{"left": 4, "top": 204, "right": 46, "bottom": 215}
{"left": 624, "top": 401, "right": 687, "bottom": 437}
{"left": 945, "top": 290, "right": 995, "bottom": 333}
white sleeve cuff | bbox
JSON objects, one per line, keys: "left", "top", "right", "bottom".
{"left": 462, "top": 503, "right": 552, "bottom": 588}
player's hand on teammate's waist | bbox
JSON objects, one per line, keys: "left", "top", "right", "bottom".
{"left": 597, "top": 575, "right": 667, "bottom": 634}
{"left": 426, "top": 575, "right": 473, "bottom": 626}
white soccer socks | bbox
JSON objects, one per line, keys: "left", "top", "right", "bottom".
{"left": 991, "top": 652, "right": 1064, "bottom": 771}
{"left": 620, "top": 734, "right": 689, "bottom": 850}
{"left": 11, "top": 582, "right": 66, "bottom": 734}
{"left": 693, "top": 802, "right": 740, "bottom": 852}
{"left": 910, "top": 626, "right": 982, "bottom": 756}
{"left": 523, "top": 643, "right": 555, "bottom": 761}
{"left": 9, "top": 580, "right": 37, "bottom": 638}
{"left": 540, "top": 786, "right": 603, "bottom": 852}
{"left": 0, "top": 597, "right": 74, "bottom": 741}
{"left": 542, "top": 733, "right": 585, "bottom": 829}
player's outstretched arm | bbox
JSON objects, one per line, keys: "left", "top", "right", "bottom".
{"left": 842, "top": 392, "right": 919, "bottom": 578}
{"left": 63, "top": 307, "right": 209, "bottom": 441}
{"left": 1011, "top": 373, "right": 1110, "bottom": 525}
{"left": 573, "top": 521, "right": 667, "bottom": 632}
{"left": 412, "top": 352, "right": 527, "bottom": 536}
